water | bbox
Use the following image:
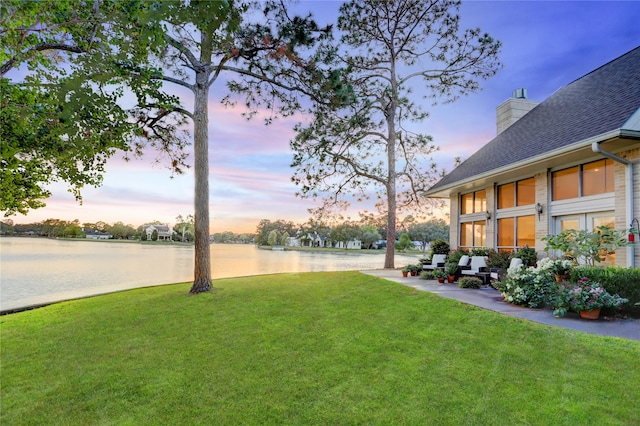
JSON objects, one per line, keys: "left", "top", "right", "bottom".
{"left": 0, "top": 237, "right": 419, "bottom": 311}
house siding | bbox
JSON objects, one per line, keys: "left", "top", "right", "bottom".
{"left": 535, "top": 172, "right": 549, "bottom": 252}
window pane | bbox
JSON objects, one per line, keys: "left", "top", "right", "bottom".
{"left": 461, "top": 193, "right": 473, "bottom": 214}
{"left": 474, "top": 222, "right": 486, "bottom": 246}
{"left": 516, "top": 178, "right": 535, "bottom": 206}
{"left": 474, "top": 190, "right": 487, "bottom": 212}
{"left": 552, "top": 166, "right": 579, "bottom": 200}
{"left": 497, "top": 218, "right": 514, "bottom": 247}
{"left": 560, "top": 219, "right": 580, "bottom": 232}
{"left": 583, "top": 159, "right": 614, "bottom": 196}
{"left": 460, "top": 222, "right": 473, "bottom": 247}
{"left": 498, "top": 183, "right": 515, "bottom": 209}
{"left": 516, "top": 215, "right": 535, "bottom": 247}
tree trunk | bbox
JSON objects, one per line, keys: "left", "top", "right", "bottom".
{"left": 189, "top": 71, "right": 212, "bottom": 293}
{"left": 384, "top": 101, "right": 397, "bottom": 269}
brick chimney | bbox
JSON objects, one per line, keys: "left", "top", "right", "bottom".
{"left": 496, "top": 88, "right": 540, "bottom": 135}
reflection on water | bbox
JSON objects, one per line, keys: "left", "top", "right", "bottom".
{"left": 0, "top": 238, "right": 419, "bottom": 310}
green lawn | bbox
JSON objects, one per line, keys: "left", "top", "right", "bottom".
{"left": 2, "top": 271, "right": 638, "bottom": 425}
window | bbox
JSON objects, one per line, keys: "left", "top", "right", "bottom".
{"left": 583, "top": 159, "right": 614, "bottom": 196}
{"left": 498, "top": 178, "right": 535, "bottom": 209}
{"left": 460, "top": 221, "right": 485, "bottom": 248}
{"left": 498, "top": 183, "right": 515, "bottom": 209}
{"left": 552, "top": 159, "right": 614, "bottom": 200}
{"left": 516, "top": 178, "right": 535, "bottom": 206}
{"left": 497, "top": 215, "right": 535, "bottom": 250}
{"left": 461, "top": 190, "right": 486, "bottom": 214}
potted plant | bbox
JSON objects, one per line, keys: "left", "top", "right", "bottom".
{"left": 401, "top": 265, "right": 412, "bottom": 277}
{"left": 444, "top": 262, "right": 458, "bottom": 283}
{"left": 433, "top": 269, "right": 446, "bottom": 284}
{"left": 553, "top": 278, "right": 628, "bottom": 319}
{"left": 538, "top": 257, "right": 573, "bottom": 282}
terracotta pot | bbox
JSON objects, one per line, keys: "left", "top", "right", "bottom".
{"left": 437, "top": 278, "right": 445, "bottom": 284}
{"left": 411, "top": 271, "right": 417, "bottom": 276}
{"left": 402, "top": 271, "right": 409, "bottom": 277}
{"left": 579, "top": 308, "right": 601, "bottom": 320}
{"left": 447, "top": 276, "right": 455, "bottom": 283}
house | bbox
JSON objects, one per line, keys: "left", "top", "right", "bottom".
{"left": 287, "top": 232, "right": 327, "bottom": 248}
{"left": 334, "top": 238, "right": 362, "bottom": 250}
{"left": 82, "top": 228, "right": 112, "bottom": 240}
{"left": 424, "top": 46, "right": 640, "bottom": 268}
{"left": 142, "top": 224, "right": 174, "bottom": 241}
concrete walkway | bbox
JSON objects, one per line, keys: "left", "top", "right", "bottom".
{"left": 361, "top": 269, "right": 640, "bottom": 341}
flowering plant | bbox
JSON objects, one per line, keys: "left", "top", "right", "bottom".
{"left": 537, "top": 257, "right": 573, "bottom": 277}
{"left": 496, "top": 264, "right": 555, "bottom": 308}
{"left": 553, "top": 278, "right": 628, "bottom": 317}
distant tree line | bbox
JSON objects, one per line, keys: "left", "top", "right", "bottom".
{"left": 254, "top": 218, "right": 449, "bottom": 251}
{"left": 1, "top": 216, "right": 449, "bottom": 250}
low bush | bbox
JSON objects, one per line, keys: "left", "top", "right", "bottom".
{"left": 458, "top": 277, "right": 483, "bottom": 289}
{"left": 486, "top": 249, "right": 511, "bottom": 269}
{"left": 431, "top": 239, "right": 449, "bottom": 255}
{"left": 497, "top": 264, "right": 557, "bottom": 309}
{"left": 514, "top": 246, "right": 538, "bottom": 267}
{"left": 447, "top": 248, "right": 469, "bottom": 265}
{"left": 573, "top": 266, "right": 640, "bottom": 316}
{"left": 419, "top": 271, "right": 435, "bottom": 280}
{"left": 470, "top": 247, "right": 490, "bottom": 256}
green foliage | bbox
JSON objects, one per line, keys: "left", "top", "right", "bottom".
{"left": 470, "top": 247, "right": 490, "bottom": 256}
{"left": 431, "top": 239, "right": 450, "bottom": 255}
{"left": 553, "top": 278, "right": 628, "bottom": 317}
{"left": 543, "top": 226, "right": 627, "bottom": 266}
{"left": 408, "top": 220, "right": 450, "bottom": 251}
{"left": 396, "top": 233, "right": 413, "bottom": 252}
{"left": 255, "top": 219, "right": 296, "bottom": 246}
{"left": 497, "top": 263, "right": 556, "bottom": 309}
{"left": 267, "top": 230, "right": 279, "bottom": 246}
{"left": 572, "top": 266, "right": 640, "bottom": 316}
{"left": 444, "top": 262, "right": 458, "bottom": 276}
{"left": 419, "top": 270, "right": 435, "bottom": 280}
{"left": 514, "top": 246, "right": 538, "bottom": 267}
{"left": 486, "top": 250, "right": 511, "bottom": 269}
{"left": 330, "top": 222, "right": 360, "bottom": 248}
{"left": 458, "top": 277, "right": 483, "bottom": 289}
{"left": 433, "top": 269, "right": 447, "bottom": 279}
{"left": 447, "top": 248, "right": 470, "bottom": 265}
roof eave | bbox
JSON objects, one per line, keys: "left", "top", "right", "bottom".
{"left": 424, "top": 129, "right": 640, "bottom": 199}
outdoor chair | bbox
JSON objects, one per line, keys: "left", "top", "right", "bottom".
{"left": 453, "top": 255, "right": 471, "bottom": 280}
{"left": 490, "top": 257, "right": 523, "bottom": 281}
{"left": 422, "top": 254, "right": 446, "bottom": 270}
{"left": 460, "top": 255, "right": 488, "bottom": 277}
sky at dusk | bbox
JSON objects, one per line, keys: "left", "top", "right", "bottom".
{"left": 7, "top": 1, "right": 640, "bottom": 233}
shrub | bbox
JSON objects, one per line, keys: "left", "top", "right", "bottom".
{"left": 542, "top": 226, "right": 626, "bottom": 266}
{"left": 431, "top": 239, "right": 450, "bottom": 255}
{"left": 470, "top": 247, "right": 490, "bottom": 256}
{"left": 447, "top": 248, "right": 469, "bottom": 265}
{"left": 514, "top": 246, "right": 537, "bottom": 267}
{"left": 572, "top": 266, "right": 640, "bottom": 317}
{"left": 419, "top": 271, "right": 435, "bottom": 280}
{"left": 498, "top": 264, "right": 557, "bottom": 309}
{"left": 486, "top": 249, "right": 511, "bottom": 269}
{"left": 458, "top": 277, "right": 483, "bottom": 289}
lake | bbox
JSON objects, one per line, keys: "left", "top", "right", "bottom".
{"left": 0, "top": 237, "right": 420, "bottom": 311}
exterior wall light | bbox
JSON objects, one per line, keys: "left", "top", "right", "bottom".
{"left": 535, "top": 203, "right": 543, "bottom": 221}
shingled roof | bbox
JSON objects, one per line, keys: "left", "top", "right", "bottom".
{"left": 425, "top": 46, "right": 640, "bottom": 196}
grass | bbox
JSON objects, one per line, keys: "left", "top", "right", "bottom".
{"left": 1, "top": 271, "right": 639, "bottom": 425}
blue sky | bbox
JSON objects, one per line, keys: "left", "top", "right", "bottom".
{"left": 9, "top": 1, "right": 640, "bottom": 233}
